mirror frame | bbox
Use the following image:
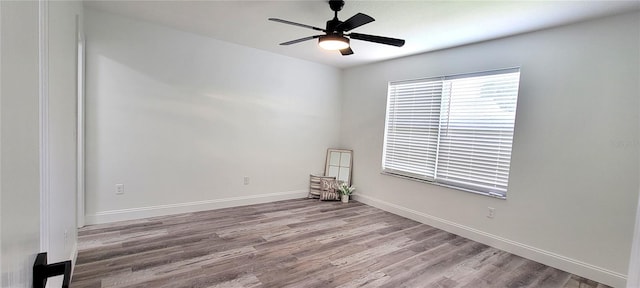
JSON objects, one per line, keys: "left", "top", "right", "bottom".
{"left": 324, "top": 148, "right": 353, "bottom": 186}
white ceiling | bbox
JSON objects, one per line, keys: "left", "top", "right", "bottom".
{"left": 84, "top": 0, "right": 640, "bottom": 68}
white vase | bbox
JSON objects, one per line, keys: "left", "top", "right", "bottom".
{"left": 341, "top": 194, "right": 349, "bottom": 203}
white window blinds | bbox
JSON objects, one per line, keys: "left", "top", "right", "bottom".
{"left": 382, "top": 68, "right": 520, "bottom": 197}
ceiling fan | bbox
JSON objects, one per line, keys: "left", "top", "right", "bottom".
{"left": 268, "top": 0, "right": 405, "bottom": 56}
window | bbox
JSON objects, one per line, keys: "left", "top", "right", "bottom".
{"left": 382, "top": 68, "right": 520, "bottom": 198}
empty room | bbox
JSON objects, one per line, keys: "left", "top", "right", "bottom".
{"left": 1, "top": 0, "right": 640, "bottom": 287}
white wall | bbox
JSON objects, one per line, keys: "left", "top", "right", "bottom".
{"left": 47, "top": 1, "right": 82, "bottom": 286}
{"left": 342, "top": 12, "right": 639, "bottom": 288}
{"left": 1, "top": 1, "right": 41, "bottom": 286}
{"left": 84, "top": 9, "right": 342, "bottom": 223}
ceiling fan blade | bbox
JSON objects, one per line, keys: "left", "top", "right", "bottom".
{"left": 268, "top": 18, "right": 325, "bottom": 32}
{"left": 335, "top": 13, "right": 374, "bottom": 32}
{"left": 340, "top": 47, "right": 354, "bottom": 56}
{"left": 279, "top": 35, "right": 321, "bottom": 45}
{"left": 349, "top": 32, "right": 405, "bottom": 47}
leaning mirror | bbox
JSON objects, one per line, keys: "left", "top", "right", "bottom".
{"left": 325, "top": 149, "right": 353, "bottom": 186}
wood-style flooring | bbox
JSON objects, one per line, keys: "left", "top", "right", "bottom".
{"left": 72, "top": 199, "right": 609, "bottom": 288}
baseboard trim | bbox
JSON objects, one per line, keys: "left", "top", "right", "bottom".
{"left": 85, "top": 190, "right": 308, "bottom": 225}
{"left": 353, "top": 193, "right": 627, "bottom": 288}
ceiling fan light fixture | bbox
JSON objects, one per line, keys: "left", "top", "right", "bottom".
{"left": 270, "top": 0, "right": 405, "bottom": 56}
{"left": 318, "top": 35, "right": 350, "bottom": 50}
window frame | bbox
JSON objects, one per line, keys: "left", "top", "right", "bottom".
{"left": 381, "top": 67, "right": 521, "bottom": 199}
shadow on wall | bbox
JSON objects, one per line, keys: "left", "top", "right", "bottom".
{"left": 83, "top": 8, "right": 343, "bottom": 215}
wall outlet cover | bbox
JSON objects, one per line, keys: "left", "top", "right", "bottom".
{"left": 116, "top": 184, "right": 124, "bottom": 195}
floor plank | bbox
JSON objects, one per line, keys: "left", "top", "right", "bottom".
{"left": 73, "top": 199, "right": 610, "bottom": 288}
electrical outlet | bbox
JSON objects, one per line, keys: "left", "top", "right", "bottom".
{"left": 243, "top": 176, "right": 250, "bottom": 185}
{"left": 487, "top": 207, "right": 495, "bottom": 219}
{"left": 116, "top": 184, "right": 124, "bottom": 195}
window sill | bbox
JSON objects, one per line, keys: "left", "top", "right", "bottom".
{"left": 380, "top": 171, "right": 507, "bottom": 200}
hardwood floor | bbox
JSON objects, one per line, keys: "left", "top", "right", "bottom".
{"left": 73, "top": 199, "right": 610, "bottom": 288}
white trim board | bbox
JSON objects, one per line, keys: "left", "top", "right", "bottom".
{"left": 38, "top": 0, "right": 50, "bottom": 254}
{"left": 76, "top": 14, "right": 85, "bottom": 229}
{"left": 353, "top": 193, "right": 627, "bottom": 288}
{"left": 85, "top": 190, "right": 308, "bottom": 225}
{"left": 0, "top": 1, "right": 3, "bottom": 284}
{"left": 70, "top": 242, "right": 77, "bottom": 283}
{"left": 627, "top": 185, "right": 640, "bottom": 288}
{"left": 627, "top": 94, "right": 640, "bottom": 288}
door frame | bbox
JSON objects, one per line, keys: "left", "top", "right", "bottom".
{"left": 38, "top": 0, "right": 50, "bottom": 253}
{"left": 628, "top": 183, "right": 640, "bottom": 287}
{"left": 76, "top": 14, "right": 85, "bottom": 228}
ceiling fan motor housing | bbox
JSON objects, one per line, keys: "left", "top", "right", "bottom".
{"left": 329, "top": 0, "right": 345, "bottom": 12}
{"left": 326, "top": 19, "right": 343, "bottom": 34}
